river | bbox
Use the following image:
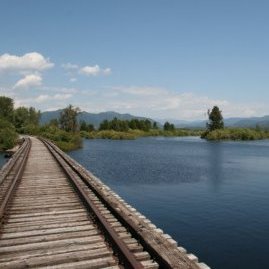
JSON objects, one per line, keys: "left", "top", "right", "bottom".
{"left": 0, "top": 152, "right": 7, "bottom": 169}
{"left": 68, "top": 137, "right": 269, "bottom": 269}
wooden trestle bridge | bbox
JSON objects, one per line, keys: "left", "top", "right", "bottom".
{"left": 0, "top": 137, "right": 210, "bottom": 269}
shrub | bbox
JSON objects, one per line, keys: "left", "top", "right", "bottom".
{"left": 0, "top": 118, "right": 18, "bottom": 150}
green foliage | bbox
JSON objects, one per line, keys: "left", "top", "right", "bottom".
{"left": 49, "top": 118, "right": 59, "bottom": 127}
{"left": 80, "top": 120, "right": 95, "bottom": 132}
{"left": 202, "top": 128, "right": 269, "bottom": 141}
{"left": 0, "top": 118, "right": 18, "bottom": 150}
{"left": 207, "top": 106, "right": 224, "bottom": 131}
{"left": 163, "top": 121, "right": 175, "bottom": 131}
{"left": 59, "top": 105, "right": 80, "bottom": 132}
{"left": 88, "top": 130, "right": 136, "bottom": 140}
{"left": 99, "top": 118, "right": 153, "bottom": 132}
{"left": 0, "top": 96, "right": 14, "bottom": 121}
{"left": 29, "top": 107, "right": 40, "bottom": 125}
{"left": 129, "top": 119, "right": 152, "bottom": 131}
{"left": 13, "top": 106, "right": 40, "bottom": 131}
{"left": 86, "top": 128, "right": 202, "bottom": 140}
{"left": 99, "top": 117, "right": 129, "bottom": 132}
{"left": 39, "top": 125, "right": 82, "bottom": 151}
{"left": 153, "top": 121, "right": 158, "bottom": 129}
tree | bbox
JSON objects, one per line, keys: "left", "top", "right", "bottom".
{"left": 0, "top": 96, "right": 14, "bottom": 121}
{"left": 87, "top": 124, "right": 95, "bottom": 132}
{"left": 49, "top": 118, "right": 59, "bottom": 127}
{"left": 153, "top": 121, "right": 158, "bottom": 129}
{"left": 0, "top": 118, "right": 18, "bottom": 150}
{"left": 207, "top": 106, "right": 224, "bottom": 131}
{"left": 99, "top": 119, "right": 109, "bottom": 130}
{"left": 163, "top": 121, "right": 175, "bottom": 131}
{"left": 14, "top": 107, "right": 29, "bottom": 130}
{"left": 80, "top": 120, "right": 95, "bottom": 132}
{"left": 59, "top": 105, "right": 80, "bottom": 132}
{"left": 28, "top": 107, "right": 40, "bottom": 125}
{"left": 80, "top": 120, "right": 88, "bottom": 131}
{"left": 13, "top": 106, "right": 40, "bottom": 131}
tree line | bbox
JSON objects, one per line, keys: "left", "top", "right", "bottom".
{"left": 0, "top": 97, "right": 82, "bottom": 151}
{"left": 0, "top": 96, "right": 41, "bottom": 150}
{"left": 4, "top": 94, "right": 249, "bottom": 150}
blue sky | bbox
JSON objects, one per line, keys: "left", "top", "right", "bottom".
{"left": 0, "top": 0, "right": 268, "bottom": 120}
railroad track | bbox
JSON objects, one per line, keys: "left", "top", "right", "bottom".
{"left": 0, "top": 137, "right": 206, "bottom": 269}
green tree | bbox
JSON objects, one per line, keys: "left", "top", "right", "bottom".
{"left": 153, "top": 121, "right": 158, "bottom": 129}
{"left": 80, "top": 120, "right": 88, "bottom": 131}
{"left": 80, "top": 120, "right": 95, "bottom": 132}
{"left": 59, "top": 105, "right": 80, "bottom": 132}
{"left": 87, "top": 124, "right": 95, "bottom": 132}
{"left": 28, "top": 107, "right": 40, "bottom": 125}
{"left": 99, "top": 119, "right": 109, "bottom": 130}
{"left": 0, "top": 118, "right": 18, "bottom": 150}
{"left": 0, "top": 96, "right": 14, "bottom": 121}
{"left": 49, "top": 118, "right": 59, "bottom": 127}
{"left": 163, "top": 121, "right": 175, "bottom": 131}
{"left": 207, "top": 106, "right": 224, "bottom": 131}
{"left": 14, "top": 107, "right": 29, "bottom": 130}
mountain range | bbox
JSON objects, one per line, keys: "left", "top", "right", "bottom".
{"left": 40, "top": 110, "right": 155, "bottom": 127}
{"left": 40, "top": 110, "right": 269, "bottom": 129}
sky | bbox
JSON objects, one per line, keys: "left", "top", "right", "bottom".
{"left": 0, "top": 0, "right": 269, "bottom": 120}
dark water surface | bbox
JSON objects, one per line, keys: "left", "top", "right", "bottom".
{"left": 0, "top": 152, "right": 7, "bottom": 169}
{"left": 69, "top": 137, "right": 269, "bottom": 269}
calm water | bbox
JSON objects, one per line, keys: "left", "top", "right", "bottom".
{"left": 0, "top": 152, "right": 7, "bottom": 169}
{"left": 69, "top": 137, "right": 268, "bottom": 268}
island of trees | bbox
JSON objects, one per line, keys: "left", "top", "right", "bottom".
{"left": 1, "top": 96, "right": 269, "bottom": 152}
{"left": 201, "top": 106, "right": 269, "bottom": 140}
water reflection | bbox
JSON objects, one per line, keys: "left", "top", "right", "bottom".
{"left": 207, "top": 142, "right": 223, "bottom": 190}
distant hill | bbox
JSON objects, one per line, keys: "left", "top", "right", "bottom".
{"left": 229, "top": 115, "right": 269, "bottom": 128}
{"left": 41, "top": 110, "right": 269, "bottom": 129}
{"left": 40, "top": 110, "right": 156, "bottom": 127}
{"left": 168, "top": 116, "right": 269, "bottom": 128}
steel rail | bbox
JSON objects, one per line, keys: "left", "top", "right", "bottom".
{"left": 42, "top": 138, "right": 145, "bottom": 269}
{"left": 0, "top": 138, "right": 28, "bottom": 185}
{"left": 43, "top": 138, "right": 175, "bottom": 269}
{"left": 0, "top": 138, "right": 31, "bottom": 228}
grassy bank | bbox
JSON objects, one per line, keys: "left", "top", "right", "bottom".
{"left": 81, "top": 129, "right": 203, "bottom": 140}
{"left": 201, "top": 128, "right": 269, "bottom": 141}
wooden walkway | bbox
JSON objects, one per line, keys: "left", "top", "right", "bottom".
{"left": 0, "top": 137, "right": 210, "bottom": 269}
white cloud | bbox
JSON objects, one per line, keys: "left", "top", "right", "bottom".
{"left": 80, "top": 65, "right": 100, "bottom": 76}
{"left": 79, "top": 65, "right": 111, "bottom": 76}
{"left": 0, "top": 52, "right": 54, "bottom": 72}
{"left": 62, "top": 63, "right": 79, "bottom": 70}
{"left": 13, "top": 74, "right": 42, "bottom": 89}
{"left": 35, "top": 93, "right": 72, "bottom": 103}
{"left": 76, "top": 86, "right": 267, "bottom": 120}
{"left": 40, "top": 86, "right": 79, "bottom": 94}
{"left": 70, "top": 78, "right": 77, "bottom": 82}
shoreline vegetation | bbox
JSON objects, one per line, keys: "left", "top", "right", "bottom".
{"left": 81, "top": 129, "right": 203, "bottom": 140}
{"left": 1, "top": 96, "right": 269, "bottom": 152}
{"left": 201, "top": 128, "right": 269, "bottom": 141}
{"left": 201, "top": 106, "right": 269, "bottom": 141}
